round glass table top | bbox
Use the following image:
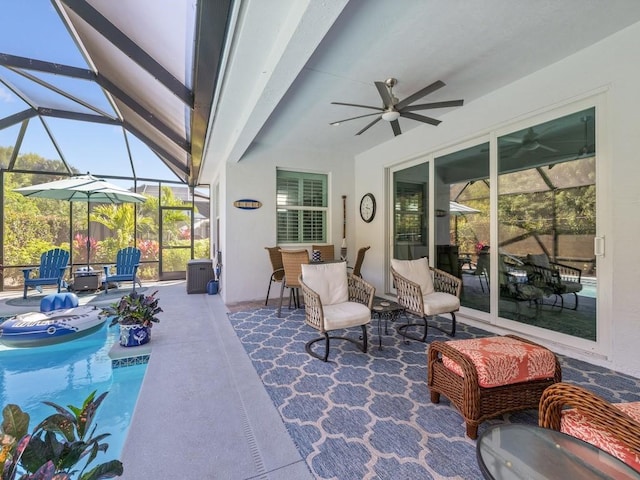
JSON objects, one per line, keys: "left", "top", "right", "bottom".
{"left": 476, "top": 424, "right": 640, "bottom": 480}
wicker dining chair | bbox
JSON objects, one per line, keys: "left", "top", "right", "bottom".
{"left": 539, "top": 382, "right": 640, "bottom": 469}
{"left": 311, "top": 244, "right": 335, "bottom": 262}
{"left": 277, "top": 249, "right": 310, "bottom": 316}
{"left": 264, "top": 246, "right": 284, "bottom": 305}
{"left": 350, "top": 245, "right": 370, "bottom": 278}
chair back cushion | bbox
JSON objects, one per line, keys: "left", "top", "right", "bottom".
{"left": 391, "top": 257, "right": 434, "bottom": 295}
{"left": 301, "top": 262, "right": 348, "bottom": 306}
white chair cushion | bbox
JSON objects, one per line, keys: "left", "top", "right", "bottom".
{"left": 422, "top": 292, "right": 460, "bottom": 316}
{"left": 323, "top": 302, "right": 371, "bottom": 330}
{"left": 391, "top": 257, "right": 434, "bottom": 295}
{"left": 301, "top": 262, "right": 348, "bottom": 305}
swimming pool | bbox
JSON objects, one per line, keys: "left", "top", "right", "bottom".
{"left": 0, "top": 320, "right": 147, "bottom": 468}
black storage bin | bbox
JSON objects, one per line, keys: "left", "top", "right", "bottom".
{"left": 187, "top": 259, "right": 215, "bottom": 294}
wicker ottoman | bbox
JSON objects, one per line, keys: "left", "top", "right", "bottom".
{"left": 427, "top": 334, "right": 561, "bottom": 439}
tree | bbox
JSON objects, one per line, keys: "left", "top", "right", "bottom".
{"left": 90, "top": 204, "right": 136, "bottom": 258}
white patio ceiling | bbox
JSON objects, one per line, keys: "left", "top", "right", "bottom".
{"left": 202, "top": 0, "right": 640, "bottom": 179}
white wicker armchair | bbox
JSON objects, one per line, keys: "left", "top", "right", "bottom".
{"left": 299, "top": 262, "right": 375, "bottom": 361}
{"left": 391, "top": 257, "right": 461, "bottom": 341}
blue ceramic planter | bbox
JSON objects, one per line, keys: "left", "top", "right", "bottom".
{"left": 119, "top": 324, "right": 151, "bottom": 347}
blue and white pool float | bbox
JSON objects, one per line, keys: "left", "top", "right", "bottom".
{"left": 0, "top": 293, "right": 106, "bottom": 347}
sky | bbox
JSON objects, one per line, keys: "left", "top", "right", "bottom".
{"left": 0, "top": 0, "right": 183, "bottom": 186}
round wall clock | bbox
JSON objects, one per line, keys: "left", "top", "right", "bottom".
{"left": 359, "top": 193, "right": 376, "bottom": 223}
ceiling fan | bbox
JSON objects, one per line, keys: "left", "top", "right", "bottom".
{"left": 501, "top": 127, "right": 558, "bottom": 157}
{"left": 330, "top": 78, "right": 464, "bottom": 137}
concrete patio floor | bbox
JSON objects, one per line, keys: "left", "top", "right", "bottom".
{"left": 119, "top": 281, "right": 312, "bottom": 479}
{"left": 0, "top": 281, "right": 312, "bottom": 480}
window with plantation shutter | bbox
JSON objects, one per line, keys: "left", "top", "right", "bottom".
{"left": 277, "top": 170, "right": 328, "bottom": 243}
{"left": 395, "top": 181, "right": 426, "bottom": 244}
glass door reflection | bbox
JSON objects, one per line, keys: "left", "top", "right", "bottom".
{"left": 393, "top": 163, "right": 429, "bottom": 261}
{"left": 497, "top": 107, "right": 597, "bottom": 340}
{"left": 435, "top": 143, "right": 490, "bottom": 313}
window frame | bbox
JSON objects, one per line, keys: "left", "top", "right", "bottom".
{"left": 276, "top": 169, "right": 328, "bottom": 244}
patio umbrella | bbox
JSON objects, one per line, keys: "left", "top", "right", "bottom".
{"left": 449, "top": 201, "right": 481, "bottom": 245}
{"left": 449, "top": 201, "right": 481, "bottom": 215}
{"left": 15, "top": 174, "right": 146, "bottom": 267}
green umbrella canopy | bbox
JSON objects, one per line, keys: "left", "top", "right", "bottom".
{"left": 449, "top": 201, "right": 480, "bottom": 215}
{"left": 14, "top": 174, "right": 146, "bottom": 204}
{"left": 15, "top": 174, "right": 146, "bottom": 267}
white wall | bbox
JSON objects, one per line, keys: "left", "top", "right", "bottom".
{"left": 355, "top": 22, "right": 640, "bottom": 376}
{"left": 219, "top": 144, "right": 355, "bottom": 304}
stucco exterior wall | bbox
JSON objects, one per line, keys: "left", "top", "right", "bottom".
{"left": 218, "top": 145, "right": 355, "bottom": 305}
{"left": 354, "top": 22, "right": 640, "bottom": 376}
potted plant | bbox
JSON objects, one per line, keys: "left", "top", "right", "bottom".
{"left": 101, "top": 290, "right": 162, "bottom": 347}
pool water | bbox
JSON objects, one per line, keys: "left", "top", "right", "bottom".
{"left": 0, "top": 321, "right": 147, "bottom": 469}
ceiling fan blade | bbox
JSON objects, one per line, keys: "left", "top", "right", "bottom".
{"left": 331, "top": 102, "right": 383, "bottom": 111}
{"left": 391, "top": 120, "right": 401, "bottom": 136}
{"left": 375, "top": 81, "right": 394, "bottom": 107}
{"left": 400, "top": 111, "right": 441, "bottom": 126}
{"left": 395, "top": 80, "right": 445, "bottom": 109}
{"left": 355, "top": 117, "right": 382, "bottom": 136}
{"left": 402, "top": 99, "right": 464, "bottom": 112}
{"left": 330, "top": 112, "right": 381, "bottom": 125}
{"left": 538, "top": 144, "right": 559, "bottom": 153}
{"left": 500, "top": 136, "right": 523, "bottom": 145}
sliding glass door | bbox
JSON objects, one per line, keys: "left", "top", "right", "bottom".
{"left": 393, "top": 163, "right": 429, "bottom": 261}
{"left": 497, "top": 107, "right": 596, "bottom": 340}
{"left": 389, "top": 106, "right": 598, "bottom": 343}
{"left": 434, "top": 143, "right": 490, "bottom": 313}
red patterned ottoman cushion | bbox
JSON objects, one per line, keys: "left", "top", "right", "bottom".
{"left": 561, "top": 402, "right": 640, "bottom": 471}
{"left": 442, "top": 336, "right": 556, "bottom": 388}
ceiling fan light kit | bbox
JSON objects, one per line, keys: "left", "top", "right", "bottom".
{"left": 381, "top": 110, "right": 400, "bottom": 122}
{"left": 330, "top": 77, "right": 463, "bottom": 136}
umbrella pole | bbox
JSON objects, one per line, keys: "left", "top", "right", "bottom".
{"left": 86, "top": 203, "right": 91, "bottom": 269}
{"left": 455, "top": 216, "right": 461, "bottom": 245}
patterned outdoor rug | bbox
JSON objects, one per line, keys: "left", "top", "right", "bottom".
{"left": 228, "top": 307, "right": 640, "bottom": 480}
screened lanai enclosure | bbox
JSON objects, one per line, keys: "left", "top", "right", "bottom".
{"left": 0, "top": 0, "right": 233, "bottom": 291}
{"left": 393, "top": 106, "right": 597, "bottom": 341}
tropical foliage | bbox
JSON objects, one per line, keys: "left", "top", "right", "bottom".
{"left": 1, "top": 149, "right": 209, "bottom": 287}
{"left": 102, "top": 290, "right": 162, "bottom": 327}
{"left": 450, "top": 157, "right": 596, "bottom": 269}
{"left": 0, "top": 391, "right": 123, "bottom": 480}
